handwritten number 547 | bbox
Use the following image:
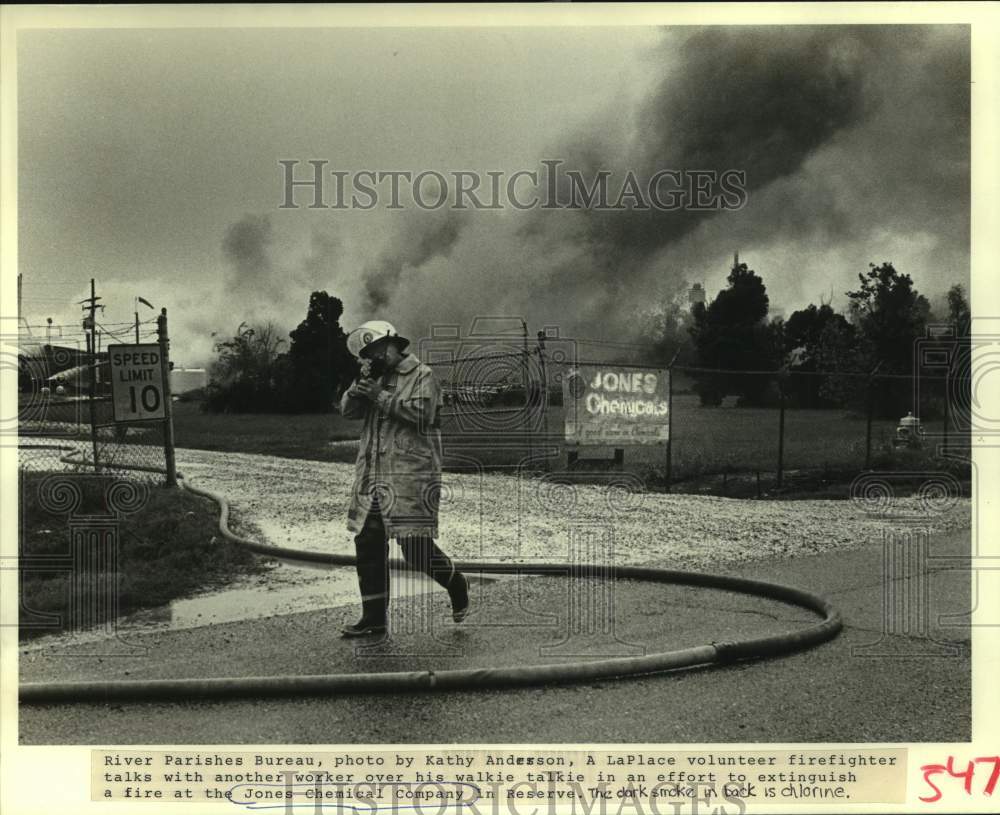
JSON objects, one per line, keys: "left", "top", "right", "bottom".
{"left": 920, "top": 756, "right": 1000, "bottom": 803}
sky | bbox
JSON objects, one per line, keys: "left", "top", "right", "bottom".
{"left": 16, "top": 25, "right": 970, "bottom": 365}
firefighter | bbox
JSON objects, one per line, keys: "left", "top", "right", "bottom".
{"left": 339, "top": 320, "right": 470, "bottom": 637}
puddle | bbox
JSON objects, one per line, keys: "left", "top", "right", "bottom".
{"left": 20, "top": 558, "right": 501, "bottom": 652}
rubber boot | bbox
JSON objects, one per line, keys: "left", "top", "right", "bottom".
{"left": 448, "top": 572, "right": 471, "bottom": 624}
{"left": 399, "top": 536, "right": 470, "bottom": 623}
{"left": 345, "top": 507, "right": 390, "bottom": 638}
{"left": 341, "top": 595, "right": 388, "bottom": 638}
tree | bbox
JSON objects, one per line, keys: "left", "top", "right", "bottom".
{"left": 847, "top": 262, "right": 930, "bottom": 372}
{"left": 783, "top": 303, "right": 853, "bottom": 407}
{"left": 785, "top": 303, "right": 848, "bottom": 357}
{"left": 947, "top": 284, "right": 971, "bottom": 336}
{"left": 846, "top": 262, "right": 930, "bottom": 416}
{"left": 814, "top": 317, "right": 867, "bottom": 411}
{"left": 689, "top": 260, "right": 778, "bottom": 406}
{"left": 285, "top": 292, "right": 357, "bottom": 412}
{"left": 204, "top": 322, "right": 287, "bottom": 413}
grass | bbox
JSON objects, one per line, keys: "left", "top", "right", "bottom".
{"left": 34, "top": 394, "right": 963, "bottom": 500}
{"left": 170, "top": 400, "right": 361, "bottom": 460}
{"left": 170, "top": 395, "right": 959, "bottom": 475}
{"left": 667, "top": 394, "right": 938, "bottom": 478}
{"left": 18, "top": 470, "right": 266, "bottom": 640}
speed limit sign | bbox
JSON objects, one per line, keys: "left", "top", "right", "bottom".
{"left": 108, "top": 344, "right": 166, "bottom": 422}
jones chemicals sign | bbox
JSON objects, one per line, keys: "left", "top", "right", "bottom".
{"left": 563, "top": 366, "right": 669, "bottom": 446}
{"left": 108, "top": 344, "right": 166, "bottom": 422}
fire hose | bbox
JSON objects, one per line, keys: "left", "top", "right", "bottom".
{"left": 18, "top": 444, "right": 843, "bottom": 704}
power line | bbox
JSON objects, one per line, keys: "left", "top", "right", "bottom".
{"left": 20, "top": 320, "right": 140, "bottom": 329}
{"left": 571, "top": 338, "right": 662, "bottom": 350}
{"left": 23, "top": 284, "right": 87, "bottom": 289}
{"left": 97, "top": 321, "right": 141, "bottom": 338}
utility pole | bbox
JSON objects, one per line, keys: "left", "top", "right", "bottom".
{"left": 157, "top": 308, "right": 178, "bottom": 486}
{"left": 79, "top": 278, "right": 103, "bottom": 473}
{"left": 95, "top": 326, "right": 102, "bottom": 387}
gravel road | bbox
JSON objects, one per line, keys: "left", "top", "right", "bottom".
{"left": 19, "top": 442, "right": 970, "bottom": 646}
{"left": 174, "top": 446, "right": 969, "bottom": 569}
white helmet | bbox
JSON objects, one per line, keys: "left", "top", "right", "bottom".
{"left": 346, "top": 320, "right": 410, "bottom": 359}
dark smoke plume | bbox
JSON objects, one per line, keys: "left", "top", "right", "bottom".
{"left": 219, "top": 27, "right": 968, "bottom": 351}
{"left": 362, "top": 212, "right": 465, "bottom": 311}
{"left": 212, "top": 213, "right": 350, "bottom": 363}
{"left": 538, "top": 27, "right": 870, "bottom": 264}
{"left": 223, "top": 213, "right": 274, "bottom": 285}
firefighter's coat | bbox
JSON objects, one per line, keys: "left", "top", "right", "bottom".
{"left": 340, "top": 354, "right": 444, "bottom": 538}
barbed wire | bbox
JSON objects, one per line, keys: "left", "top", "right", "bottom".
{"left": 19, "top": 318, "right": 155, "bottom": 329}
{"left": 550, "top": 359, "right": 963, "bottom": 382}
{"left": 96, "top": 321, "right": 160, "bottom": 342}
{"left": 16, "top": 320, "right": 159, "bottom": 344}
{"left": 570, "top": 338, "right": 663, "bottom": 350}
{"left": 425, "top": 351, "right": 530, "bottom": 366}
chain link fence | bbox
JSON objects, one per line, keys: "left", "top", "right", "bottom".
{"left": 17, "top": 317, "right": 175, "bottom": 484}
{"left": 427, "top": 354, "right": 548, "bottom": 470}
{"left": 20, "top": 318, "right": 966, "bottom": 490}
{"left": 19, "top": 401, "right": 171, "bottom": 483}
{"left": 412, "top": 330, "right": 970, "bottom": 491}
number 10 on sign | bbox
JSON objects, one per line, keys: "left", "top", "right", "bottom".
{"left": 108, "top": 344, "right": 167, "bottom": 422}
